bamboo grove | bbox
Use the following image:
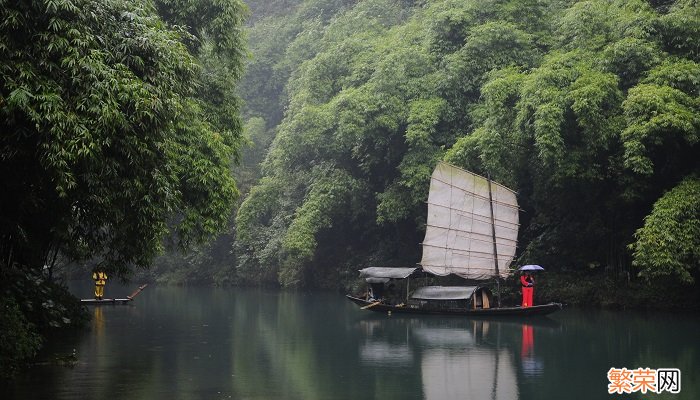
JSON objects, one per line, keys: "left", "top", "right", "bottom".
{"left": 236, "top": 0, "right": 699, "bottom": 290}
{"left": 0, "top": 0, "right": 247, "bottom": 377}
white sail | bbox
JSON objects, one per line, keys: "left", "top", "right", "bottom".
{"left": 420, "top": 162, "right": 519, "bottom": 280}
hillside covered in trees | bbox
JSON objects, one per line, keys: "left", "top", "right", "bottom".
{"left": 235, "top": 0, "right": 699, "bottom": 301}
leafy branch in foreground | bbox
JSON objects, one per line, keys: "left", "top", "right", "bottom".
{"left": 0, "top": 0, "right": 247, "bottom": 377}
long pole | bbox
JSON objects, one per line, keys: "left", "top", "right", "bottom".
{"left": 127, "top": 284, "right": 148, "bottom": 299}
{"left": 487, "top": 176, "right": 502, "bottom": 307}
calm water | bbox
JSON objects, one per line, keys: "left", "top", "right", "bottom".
{"left": 5, "top": 284, "right": 698, "bottom": 400}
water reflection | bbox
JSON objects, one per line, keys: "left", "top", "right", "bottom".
{"left": 520, "top": 324, "right": 543, "bottom": 377}
{"left": 93, "top": 307, "right": 105, "bottom": 337}
{"left": 4, "top": 286, "right": 698, "bottom": 400}
{"left": 357, "top": 317, "right": 559, "bottom": 399}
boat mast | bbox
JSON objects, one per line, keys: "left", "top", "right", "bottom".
{"left": 406, "top": 277, "right": 410, "bottom": 303}
{"left": 487, "top": 175, "right": 502, "bottom": 307}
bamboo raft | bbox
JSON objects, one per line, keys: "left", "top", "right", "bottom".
{"left": 80, "top": 284, "right": 147, "bottom": 305}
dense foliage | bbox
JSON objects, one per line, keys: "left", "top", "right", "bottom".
{"left": 0, "top": 0, "right": 246, "bottom": 377}
{"left": 236, "top": 0, "right": 699, "bottom": 292}
{"left": 632, "top": 176, "right": 700, "bottom": 284}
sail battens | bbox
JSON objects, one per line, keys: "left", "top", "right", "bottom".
{"left": 421, "top": 243, "right": 517, "bottom": 256}
{"left": 426, "top": 204, "right": 521, "bottom": 228}
{"left": 430, "top": 177, "right": 519, "bottom": 209}
{"left": 425, "top": 223, "right": 519, "bottom": 239}
{"left": 420, "top": 162, "right": 519, "bottom": 280}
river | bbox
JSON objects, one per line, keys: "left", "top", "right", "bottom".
{"left": 5, "top": 284, "right": 698, "bottom": 400}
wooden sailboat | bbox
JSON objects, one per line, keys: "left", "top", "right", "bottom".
{"left": 347, "top": 162, "right": 562, "bottom": 316}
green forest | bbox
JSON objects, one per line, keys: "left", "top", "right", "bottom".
{"left": 235, "top": 0, "right": 699, "bottom": 293}
{"left": 1, "top": 0, "right": 699, "bottom": 379}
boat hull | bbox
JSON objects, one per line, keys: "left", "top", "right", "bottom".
{"left": 346, "top": 295, "right": 562, "bottom": 317}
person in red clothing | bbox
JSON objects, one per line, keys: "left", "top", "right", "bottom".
{"left": 520, "top": 272, "right": 534, "bottom": 307}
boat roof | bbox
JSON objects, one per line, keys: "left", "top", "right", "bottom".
{"left": 359, "top": 267, "right": 420, "bottom": 280}
{"left": 411, "top": 286, "right": 480, "bottom": 300}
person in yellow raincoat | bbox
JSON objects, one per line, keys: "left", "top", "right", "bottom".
{"left": 92, "top": 268, "right": 108, "bottom": 300}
